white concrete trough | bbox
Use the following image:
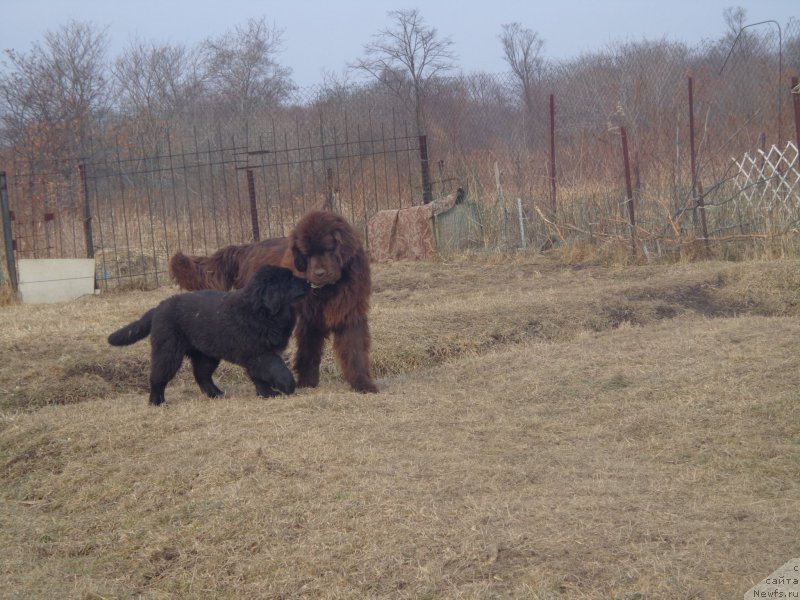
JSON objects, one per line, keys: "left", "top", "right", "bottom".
{"left": 17, "top": 259, "right": 96, "bottom": 304}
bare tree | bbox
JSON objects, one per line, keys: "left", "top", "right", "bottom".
{"left": 719, "top": 6, "right": 767, "bottom": 66}
{"left": 201, "top": 17, "right": 295, "bottom": 120}
{"left": 500, "top": 22, "right": 545, "bottom": 117}
{"left": 723, "top": 6, "right": 748, "bottom": 38}
{"left": 112, "top": 39, "right": 204, "bottom": 148}
{"left": 352, "top": 9, "right": 455, "bottom": 203}
{"left": 720, "top": 6, "right": 759, "bottom": 61}
{"left": 500, "top": 22, "right": 546, "bottom": 163}
{"left": 113, "top": 40, "right": 201, "bottom": 118}
{"left": 351, "top": 8, "right": 456, "bottom": 136}
{"left": 0, "top": 21, "right": 111, "bottom": 160}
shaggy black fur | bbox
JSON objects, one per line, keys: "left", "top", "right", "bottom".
{"left": 108, "top": 265, "right": 309, "bottom": 405}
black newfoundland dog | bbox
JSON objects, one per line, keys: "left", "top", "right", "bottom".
{"left": 108, "top": 265, "right": 309, "bottom": 405}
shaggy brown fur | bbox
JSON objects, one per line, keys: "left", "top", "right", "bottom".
{"left": 169, "top": 211, "right": 378, "bottom": 393}
{"left": 168, "top": 243, "right": 252, "bottom": 291}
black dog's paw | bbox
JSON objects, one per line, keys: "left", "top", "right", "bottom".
{"left": 149, "top": 392, "right": 166, "bottom": 406}
{"left": 274, "top": 374, "right": 296, "bottom": 396}
{"left": 255, "top": 387, "right": 280, "bottom": 398}
{"left": 253, "top": 378, "right": 294, "bottom": 397}
{"left": 198, "top": 382, "right": 225, "bottom": 398}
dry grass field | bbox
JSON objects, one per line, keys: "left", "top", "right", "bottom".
{"left": 1, "top": 254, "right": 799, "bottom": 599}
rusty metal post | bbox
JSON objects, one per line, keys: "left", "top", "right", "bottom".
{"left": 549, "top": 93, "right": 557, "bottom": 216}
{"left": 245, "top": 169, "right": 260, "bottom": 241}
{"left": 418, "top": 135, "right": 433, "bottom": 204}
{"left": 0, "top": 172, "right": 18, "bottom": 291}
{"left": 620, "top": 127, "right": 637, "bottom": 252}
{"left": 688, "top": 76, "right": 698, "bottom": 215}
{"left": 78, "top": 164, "right": 95, "bottom": 258}
{"left": 792, "top": 77, "right": 800, "bottom": 152}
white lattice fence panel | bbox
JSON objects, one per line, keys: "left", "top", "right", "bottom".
{"left": 733, "top": 142, "right": 800, "bottom": 225}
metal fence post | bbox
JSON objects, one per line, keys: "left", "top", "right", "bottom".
{"left": 549, "top": 93, "right": 557, "bottom": 216}
{"left": 419, "top": 135, "right": 433, "bottom": 204}
{"left": 516, "top": 198, "right": 527, "bottom": 249}
{"left": 792, "top": 76, "right": 800, "bottom": 152}
{"left": 78, "top": 164, "right": 95, "bottom": 258}
{"left": 687, "top": 76, "right": 709, "bottom": 249}
{"left": 0, "top": 172, "right": 18, "bottom": 291}
{"left": 619, "top": 127, "right": 637, "bottom": 253}
{"left": 245, "top": 169, "right": 260, "bottom": 241}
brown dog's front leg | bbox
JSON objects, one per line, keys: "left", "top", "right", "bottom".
{"left": 333, "top": 319, "right": 378, "bottom": 393}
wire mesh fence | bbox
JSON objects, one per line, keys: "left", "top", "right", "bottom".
{"left": 2, "top": 110, "right": 425, "bottom": 289}
{"left": 1, "top": 17, "right": 799, "bottom": 290}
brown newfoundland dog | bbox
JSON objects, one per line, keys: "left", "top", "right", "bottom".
{"left": 169, "top": 210, "right": 378, "bottom": 393}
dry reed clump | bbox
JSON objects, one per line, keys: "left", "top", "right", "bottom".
{"left": 0, "top": 279, "right": 15, "bottom": 306}
{"left": 549, "top": 237, "right": 643, "bottom": 266}
{"left": 1, "top": 256, "right": 799, "bottom": 599}
{"left": 461, "top": 165, "right": 800, "bottom": 265}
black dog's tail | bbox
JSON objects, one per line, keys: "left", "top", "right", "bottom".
{"left": 108, "top": 309, "right": 156, "bottom": 346}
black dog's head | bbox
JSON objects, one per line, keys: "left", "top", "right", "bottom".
{"left": 247, "top": 265, "right": 309, "bottom": 316}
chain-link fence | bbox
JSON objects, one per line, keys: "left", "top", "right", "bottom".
{"left": 1, "top": 18, "right": 799, "bottom": 290}
{"left": 424, "top": 18, "right": 800, "bottom": 257}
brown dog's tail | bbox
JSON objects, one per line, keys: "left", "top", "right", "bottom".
{"left": 169, "top": 251, "right": 214, "bottom": 291}
{"left": 169, "top": 246, "right": 248, "bottom": 291}
{"left": 108, "top": 308, "right": 155, "bottom": 346}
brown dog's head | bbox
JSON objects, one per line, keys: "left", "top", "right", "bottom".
{"left": 290, "top": 211, "right": 361, "bottom": 289}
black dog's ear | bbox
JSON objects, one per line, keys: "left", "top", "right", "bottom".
{"left": 260, "top": 286, "right": 282, "bottom": 316}
{"left": 292, "top": 245, "right": 308, "bottom": 273}
{"left": 249, "top": 267, "right": 280, "bottom": 315}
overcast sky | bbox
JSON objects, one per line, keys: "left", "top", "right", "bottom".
{"left": 1, "top": 0, "right": 796, "bottom": 87}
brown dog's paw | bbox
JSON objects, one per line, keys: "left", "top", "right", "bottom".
{"left": 353, "top": 380, "right": 378, "bottom": 394}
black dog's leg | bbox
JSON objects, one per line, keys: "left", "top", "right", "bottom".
{"left": 149, "top": 336, "right": 185, "bottom": 406}
{"left": 189, "top": 352, "right": 224, "bottom": 398}
{"left": 246, "top": 353, "right": 296, "bottom": 397}
{"left": 293, "top": 319, "right": 326, "bottom": 388}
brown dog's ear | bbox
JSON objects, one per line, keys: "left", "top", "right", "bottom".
{"left": 333, "top": 228, "right": 356, "bottom": 266}
{"left": 292, "top": 243, "right": 308, "bottom": 273}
